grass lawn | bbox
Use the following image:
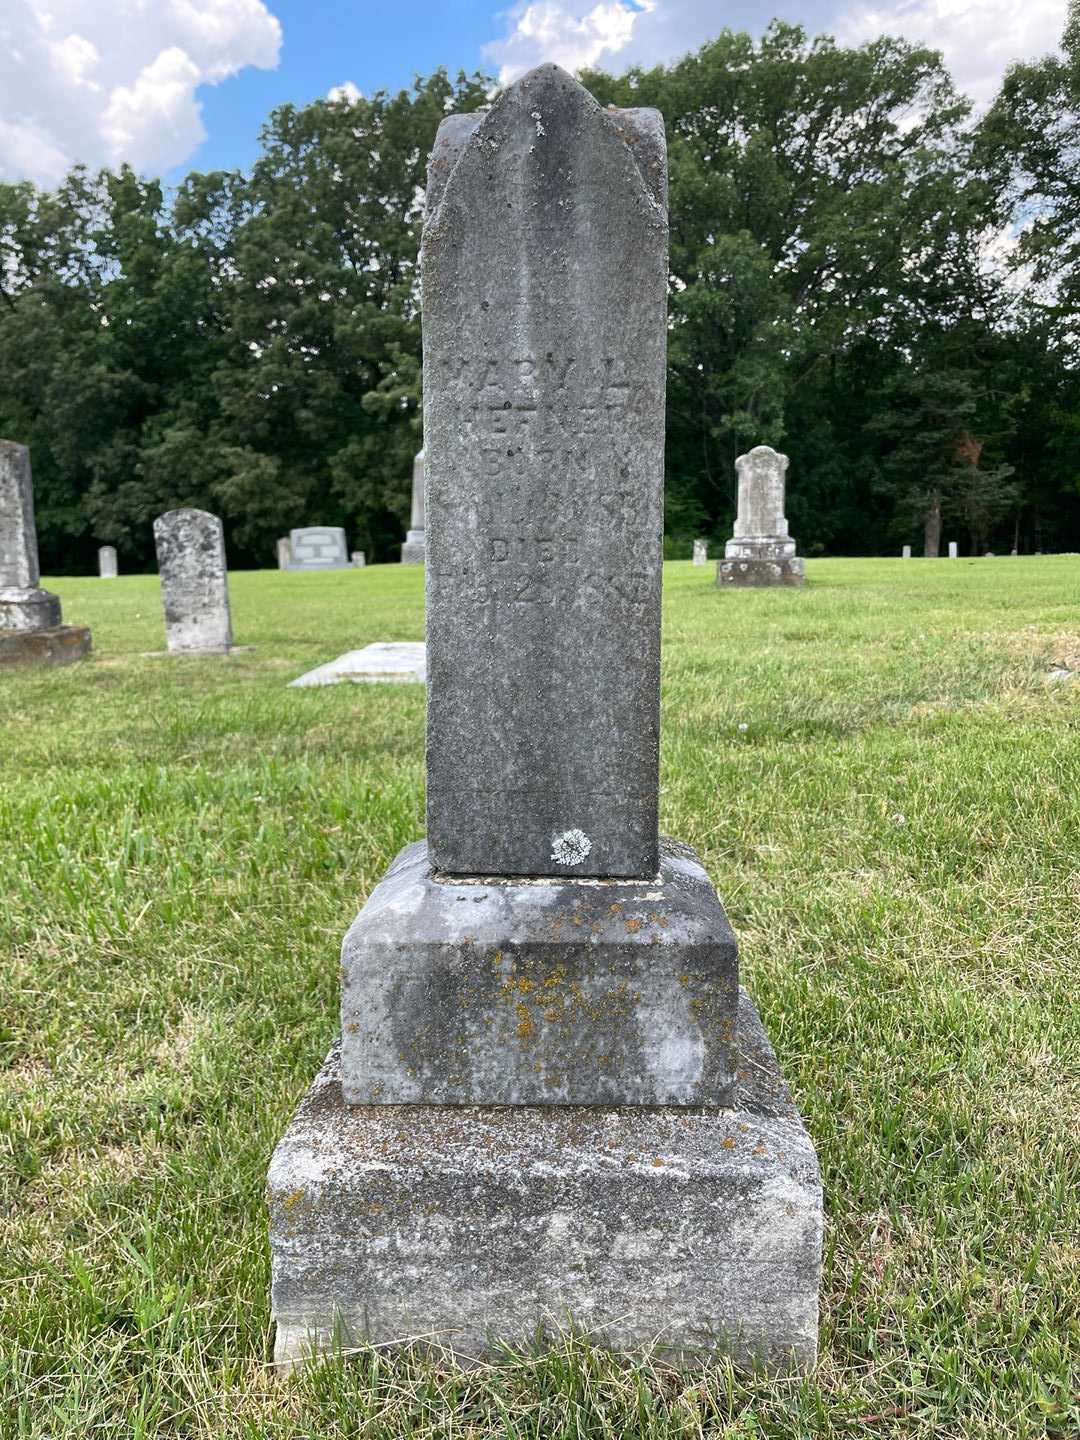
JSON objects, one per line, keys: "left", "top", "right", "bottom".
{"left": 2, "top": 557, "right": 1078, "bottom": 1438}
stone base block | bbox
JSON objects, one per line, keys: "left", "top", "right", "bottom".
{"left": 0, "top": 586, "right": 62, "bottom": 630}
{"left": 340, "top": 837, "right": 738, "bottom": 1106}
{"left": 290, "top": 642, "right": 426, "bottom": 688}
{"left": 400, "top": 543, "right": 426, "bottom": 565}
{"left": 268, "top": 990, "right": 822, "bottom": 1374}
{"left": 0, "top": 624, "right": 91, "bottom": 666}
{"left": 718, "top": 557, "right": 805, "bottom": 588}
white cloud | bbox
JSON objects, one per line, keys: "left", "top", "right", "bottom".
{"left": 483, "top": 0, "right": 1067, "bottom": 105}
{"left": 836, "top": 0, "right": 1066, "bottom": 106}
{"left": 0, "top": 0, "right": 282, "bottom": 185}
{"left": 327, "top": 81, "right": 363, "bottom": 104}
{"left": 484, "top": 0, "right": 658, "bottom": 83}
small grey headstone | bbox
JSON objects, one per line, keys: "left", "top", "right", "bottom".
{"left": 98, "top": 546, "right": 118, "bottom": 578}
{"left": 401, "top": 451, "right": 426, "bottom": 564}
{"left": 948, "top": 541, "right": 958, "bottom": 559}
{"left": 276, "top": 536, "right": 292, "bottom": 570}
{"left": 902, "top": 545, "right": 911, "bottom": 559}
{"left": 351, "top": 551, "right": 366, "bottom": 568}
{"left": 289, "top": 527, "right": 348, "bottom": 570}
{"left": 719, "top": 446, "right": 805, "bottom": 587}
{"left": 153, "top": 508, "right": 233, "bottom": 653}
{"left": 423, "top": 64, "right": 668, "bottom": 878}
{"left": 289, "top": 642, "right": 425, "bottom": 687}
{"left": 692, "top": 538, "right": 707, "bottom": 566}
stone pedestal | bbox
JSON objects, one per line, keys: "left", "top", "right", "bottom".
{"left": 401, "top": 451, "right": 426, "bottom": 564}
{"left": 719, "top": 553, "right": 806, "bottom": 588}
{"left": 0, "top": 624, "right": 92, "bottom": 666}
{"left": 269, "top": 990, "right": 821, "bottom": 1374}
{"left": 340, "top": 838, "right": 738, "bottom": 1107}
{"left": 0, "top": 585, "right": 61, "bottom": 630}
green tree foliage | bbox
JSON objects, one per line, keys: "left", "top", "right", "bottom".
{"left": 0, "top": 28, "right": 1077, "bottom": 570}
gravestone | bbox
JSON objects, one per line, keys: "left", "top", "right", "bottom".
{"left": 268, "top": 63, "right": 821, "bottom": 1376}
{"left": 718, "top": 446, "right": 805, "bottom": 587}
{"left": 290, "top": 641, "right": 425, "bottom": 687}
{"left": 692, "top": 538, "right": 708, "bottom": 566}
{"left": 948, "top": 541, "right": 958, "bottom": 559}
{"left": 902, "top": 545, "right": 911, "bottom": 559}
{"left": 401, "top": 451, "right": 426, "bottom": 564}
{"left": 98, "top": 546, "right": 118, "bottom": 578}
{"left": 276, "top": 536, "right": 291, "bottom": 570}
{"left": 351, "top": 551, "right": 366, "bottom": 567}
{"left": 0, "top": 441, "right": 91, "bottom": 665}
{"left": 153, "top": 508, "right": 233, "bottom": 653}
{"left": 289, "top": 526, "right": 348, "bottom": 570}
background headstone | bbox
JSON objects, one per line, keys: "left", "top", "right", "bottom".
{"left": 401, "top": 451, "right": 426, "bottom": 564}
{"left": 0, "top": 440, "right": 90, "bottom": 663}
{"left": 98, "top": 546, "right": 118, "bottom": 578}
{"left": 718, "top": 445, "right": 805, "bottom": 587}
{"left": 276, "top": 536, "right": 292, "bottom": 570}
{"left": 692, "top": 538, "right": 708, "bottom": 565}
{"left": 153, "top": 508, "right": 233, "bottom": 653}
{"left": 351, "top": 551, "right": 366, "bottom": 567}
{"left": 948, "top": 541, "right": 958, "bottom": 559}
{"left": 902, "top": 545, "right": 912, "bottom": 559}
{"left": 288, "top": 526, "right": 348, "bottom": 570}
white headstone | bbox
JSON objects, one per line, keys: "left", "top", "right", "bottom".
{"left": 153, "top": 508, "right": 233, "bottom": 653}
{"left": 401, "top": 451, "right": 426, "bottom": 564}
{"left": 948, "top": 541, "right": 958, "bottom": 559}
{"left": 902, "top": 545, "right": 911, "bottom": 559}
{"left": 351, "top": 551, "right": 366, "bottom": 567}
{"left": 692, "top": 539, "right": 707, "bottom": 566}
{"left": 289, "top": 527, "right": 348, "bottom": 570}
{"left": 276, "top": 536, "right": 292, "bottom": 570}
{"left": 720, "top": 445, "right": 805, "bottom": 586}
{"left": 98, "top": 546, "right": 118, "bottom": 578}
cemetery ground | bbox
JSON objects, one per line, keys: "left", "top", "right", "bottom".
{"left": 3, "top": 557, "right": 1078, "bottom": 1440}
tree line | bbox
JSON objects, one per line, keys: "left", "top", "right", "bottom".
{"left": 1, "top": 17, "right": 1078, "bottom": 571}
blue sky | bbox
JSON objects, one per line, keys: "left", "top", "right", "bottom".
{"left": 0, "top": 0, "right": 1067, "bottom": 188}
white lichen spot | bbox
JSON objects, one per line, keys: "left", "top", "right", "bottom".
{"left": 551, "top": 829, "right": 591, "bottom": 867}
{"left": 531, "top": 109, "right": 546, "bottom": 138}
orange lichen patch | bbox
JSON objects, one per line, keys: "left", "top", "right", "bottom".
{"left": 648, "top": 912, "right": 669, "bottom": 928}
{"left": 609, "top": 903, "right": 623, "bottom": 915}
{"left": 515, "top": 1003, "right": 534, "bottom": 1041}
{"left": 652, "top": 1157, "right": 664, "bottom": 1168}
{"left": 722, "top": 1138, "right": 735, "bottom": 1150}
{"left": 625, "top": 918, "right": 644, "bottom": 933}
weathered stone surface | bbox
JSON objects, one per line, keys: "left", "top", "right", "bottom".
{"left": 948, "top": 541, "right": 958, "bottom": 559}
{"left": 153, "top": 508, "right": 233, "bottom": 653}
{"left": 290, "top": 642, "right": 426, "bottom": 688}
{"left": 401, "top": 451, "right": 426, "bottom": 564}
{"left": 351, "top": 551, "right": 366, "bottom": 568}
{"left": 290, "top": 527, "right": 348, "bottom": 570}
{"left": 340, "top": 837, "right": 738, "bottom": 1106}
{"left": 98, "top": 546, "right": 118, "bottom": 578}
{"left": 0, "top": 441, "right": 72, "bottom": 638}
{"left": 721, "top": 446, "right": 805, "bottom": 588}
{"left": 0, "top": 625, "right": 91, "bottom": 666}
{"left": 902, "top": 545, "right": 911, "bottom": 559}
{"left": 276, "top": 537, "right": 292, "bottom": 570}
{"left": 692, "top": 539, "right": 707, "bottom": 566}
{"left": 0, "top": 440, "right": 40, "bottom": 590}
{"left": 422, "top": 65, "right": 668, "bottom": 879}
{"left": 270, "top": 989, "right": 822, "bottom": 1373}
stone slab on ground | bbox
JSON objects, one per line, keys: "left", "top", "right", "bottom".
{"left": 340, "top": 836, "right": 738, "bottom": 1106}
{"left": 0, "top": 624, "right": 92, "bottom": 666}
{"left": 269, "top": 988, "right": 822, "bottom": 1374}
{"left": 289, "top": 642, "right": 426, "bottom": 688}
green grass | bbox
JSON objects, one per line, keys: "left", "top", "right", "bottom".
{"left": 2, "top": 557, "right": 1078, "bottom": 1438}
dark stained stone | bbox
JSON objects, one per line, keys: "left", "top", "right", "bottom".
{"left": 153, "top": 508, "right": 233, "bottom": 653}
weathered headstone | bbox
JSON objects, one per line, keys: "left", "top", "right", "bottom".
{"left": 153, "top": 508, "right": 233, "bottom": 653}
{"left": 692, "top": 538, "right": 708, "bottom": 565}
{"left": 948, "top": 541, "right": 958, "bottom": 559}
{"left": 718, "top": 445, "right": 805, "bottom": 587}
{"left": 902, "top": 545, "right": 912, "bottom": 559}
{"left": 0, "top": 441, "right": 91, "bottom": 665}
{"left": 98, "top": 546, "right": 118, "bottom": 578}
{"left": 400, "top": 451, "right": 426, "bottom": 564}
{"left": 289, "top": 526, "right": 348, "bottom": 570}
{"left": 350, "top": 550, "right": 366, "bottom": 568}
{"left": 268, "top": 64, "right": 821, "bottom": 1377}
{"left": 276, "top": 536, "right": 292, "bottom": 570}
